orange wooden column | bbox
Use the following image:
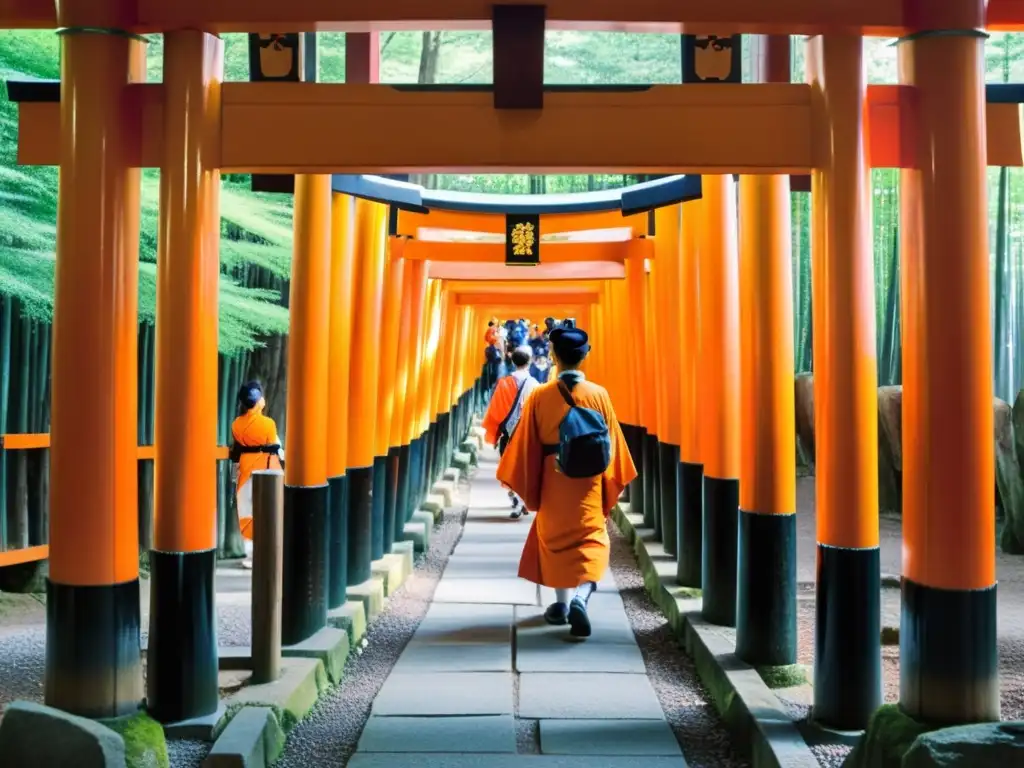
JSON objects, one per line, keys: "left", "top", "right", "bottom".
{"left": 326, "top": 193, "right": 356, "bottom": 609}
{"left": 677, "top": 199, "right": 703, "bottom": 587}
{"left": 280, "top": 174, "right": 331, "bottom": 645}
{"left": 46, "top": 9, "right": 146, "bottom": 718}
{"left": 397, "top": 260, "right": 429, "bottom": 526}
{"left": 148, "top": 29, "right": 223, "bottom": 723}
{"left": 807, "top": 34, "right": 881, "bottom": 729}
{"left": 642, "top": 266, "right": 663, "bottom": 536}
{"left": 624, "top": 254, "right": 651, "bottom": 527}
{"left": 394, "top": 259, "right": 427, "bottom": 528}
{"left": 346, "top": 200, "right": 387, "bottom": 584}
{"left": 655, "top": 205, "right": 683, "bottom": 557}
{"left": 432, "top": 290, "right": 457, "bottom": 480}
{"left": 698, "top": 175, "right": 741, "bottom": 628}
{"left": 735, "top": 35, "right": 799, "bottom": 669}
{"left": 415, "top": 280, "right": 443, "bottom": 502}
{"left": 376, "top": 238, "right": 406, "bottom": 555}
{"left": 898, "top": 22, "right": 999, "bottom": 723}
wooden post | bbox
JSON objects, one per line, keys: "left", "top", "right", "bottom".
{"left": 252, "top": 469, "right": 284, "bottom": 685}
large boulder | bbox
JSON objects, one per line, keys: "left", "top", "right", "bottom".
{"left": 877, "top": 386, "right": 903, "bottom": 516}
{"left": 902, "top": 721, "right": 1024, "bottom": 768}
{"left": 794, "top": 373, "right": 815, "bottom": 471}
{"left": 0, "top": 700, "right": 127, "bottom": 768}
{"left": 842, "top": 704, "right": 935, "bottom": 768}
{"left": 995, "top": 397, "right": 1024, "bottom": 554}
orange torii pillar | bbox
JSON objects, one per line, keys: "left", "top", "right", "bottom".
{"left": 624, "top": 255, "right": 650, "bottom": 527}
{"left": 735, "top": 35, "right": 798, "bottom": 668}
{"left": 807, "top": 35, "right": 881, "bottom": 729}
{"left": 387, "top": 241, "right": 414, "bottom": 551}
{"left": 608, "top": 280, "right": 639, "bottom": 507}
{"left": 45, "top": 11, "right": 145, "bottom": 718}
{"left": 699, "top": 175, "right": 741, "bottom": 627}
{"left": 677, "top": 200, "right": 703, "bottom": 587}
{"left": 643, "top": 268, "right": 663, "bottom": 537}
{"left": 346, "top": 201, "right": 387, "bottom": 585}
{"left": 655, "top": 206, "right": 684, "bottom": 557}
{"left": 374, "top": 239, "right": 406, "bottom": 557}
{"left": 281, "top": 174, "right": 331, "bottom": 644}
{"left": 416, "top": 281, "right": 443, "bottom": 503}
{"left": 898, "top": 24, "right": 998, "bottom": 723}
{"left": 432, "top": 291, "right": 457, "bottom": 481}
{"left": 148, "top": 30, "right": 223, "bottom": 723}
{"left": 326, "top": 194, "right": 357, "bottom": 608}
{"left": 395, "top": 261, "right": 428, "bottom": 528}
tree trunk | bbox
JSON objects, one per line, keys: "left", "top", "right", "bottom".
{"left": 410, "top": 31, "right": 444, "bottom": 190}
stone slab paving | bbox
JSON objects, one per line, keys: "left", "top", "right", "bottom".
{"left": 354, "top": 450, "right": 688, "bottom": 766}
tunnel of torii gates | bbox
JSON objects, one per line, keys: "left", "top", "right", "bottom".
{"left": 3, "top": 0, "right": 1024, "bottom": 746}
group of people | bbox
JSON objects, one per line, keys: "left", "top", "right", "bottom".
{"left": 484, "top": 316, "right": 571, "bottom": 390}
{"left": 482, "top": 324, "right": 636, "bottom": 638}
{"left": 225, "top": 320, "right": 637, "bottom": 642}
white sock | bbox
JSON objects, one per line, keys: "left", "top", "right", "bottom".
{"left": 554, "top": 588, "right": 572, "bottom": 605}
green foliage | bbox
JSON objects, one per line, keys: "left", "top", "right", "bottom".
{"left": 756, "top": 664, "right": 808, "bottom": 689}
{"left": 99, "top": 711, "right": 169, "bottom": 768}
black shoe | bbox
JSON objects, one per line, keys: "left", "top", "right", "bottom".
{"left": 568, "top": 596, "right": 592, "bottom": 638}
{"left": 510, "top": 509, "right": 522, "bottom": 519}
{"left": 544, "top": 602, "right": 569, "bottom": 626}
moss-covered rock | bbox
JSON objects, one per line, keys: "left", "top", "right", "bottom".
{"left": 903, "top": 721, "right": 1024, "bottom": 767}
{"left": 842, "top": 704, "right": 937, "bottom": 768}
{"left": 99, "top": 711, "right": 168, "bottom": 768}
{"left": 757, "top": 664, "right": 807, "bottom": 689}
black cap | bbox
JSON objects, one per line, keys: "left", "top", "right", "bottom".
{"left": 549, "top": 327, "right": 590, "bottom": 356}
{"left": 238, "top": 380, "right": 263, "bottom": 410}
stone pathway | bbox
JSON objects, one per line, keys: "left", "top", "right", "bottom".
{"left": 349, "top": 453, "right": 688, "bottom": 768}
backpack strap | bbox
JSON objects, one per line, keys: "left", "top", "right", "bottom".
{"left": 498, "top": 376, "right": 529, "bottom": 435}
{"left": 557, "top": 379, "right": 577, "bottom": 408}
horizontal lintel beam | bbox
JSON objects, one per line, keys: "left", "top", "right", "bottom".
{"left": 428, "top": 261, "right": 626, "bottom": 280}
{"left": 455, "top": 290, "right": 600, "bottom": 306}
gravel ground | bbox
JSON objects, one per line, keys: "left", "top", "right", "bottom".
{"left": 274, "top": 485, "right": 471, "bottom": 767}
{"left": 607, "top": 522, "right": 749, "bottom": 768}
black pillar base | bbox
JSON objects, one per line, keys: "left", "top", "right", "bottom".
{"left": 327, "top": 474, "right": 349, "bottom": 609}
{"left": 346, "top": 466, "right": 374, "bottom": 586}
{"left": 283, "top": 484, "right": 329, "bottom": 646}
{"left": 659, "top": 443, "right": 680, "bottom": 557}
{"left": 45, "top": 578, "right": 142, "bottom": 718}
{"left": 900, "top": 577, "right": 998, "bottom": 723}
{"left": 370, "top": 455, "right": 388, "bottom": 562}
{"left": 622, "top": 424, "right": 644, "bottom": 517}
{"left": 701, "top": 475, "right": 739, "bottom": 627}
{"left": 395, "top": 444, "right": 411, "bottom": 530}
{"left": 383, "top": 447, "right": 401, "bottom": 552}
{"left": 406, "top": 438, "right": 423, "bottom": 523}
{"left": 147, "top": 549, "right": 218, "bottom": 723}
{"left": 677, "top": 461, "right": 703, "bottom": 587}
{"left": 643, "top": 434, "right": 660, "bottom": 534}
{"left": 736, "top": 511, "right": 797, "bottom": 666}
{"left": 437, "top": 411, "right": 452, "bottom": 477}
{"left": 813, "top": 543, "right": 881, "bottom": 730}
{"left": 426, "top": 422, "right": 439, "bottom": 487}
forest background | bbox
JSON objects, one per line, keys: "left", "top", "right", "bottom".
{"left": 1, "top": 30, "right": 1023, "bottom": 556}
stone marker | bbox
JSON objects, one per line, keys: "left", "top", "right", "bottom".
{"left": 903, "top": 722, "right": 1024, "bottom": 768}
{"left": 0, "top": 700, "right": 127, "bottom": 768}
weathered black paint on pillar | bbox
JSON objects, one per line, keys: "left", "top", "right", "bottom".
{"left": 736, "top": 511, "right": 797, "bottom": 666}
{"left": 282, "top": 484, "right": 329, "bottom": 645}
{"left": 346, "top": 466, "right": 374, "bottom": 585}
{"left": 147, "top": 550, "right": 218, "bottom": 722}
{"left": 659, "top": 443, "right": 680, "bottom": 557}
{"left": 702, "top": 476, "right": 739, "bottom": 626}
{"left": 813, "top": 544, "right": 881, "bottom": 729}
{"left": 406, "top": 437, "right": 424, "bottom": 521}
{"left": 383, "top": 447, "right": 401, "bottom": 550}
{"left": 327, "top": 474, "right": 349, "bottom": 609}
{"left": 395, "top": 444, "right": 411, "bottom": 529}
{"left": 647, "top": 435, "right": 662, "bottom": 540}
{"left": 620, "top": 424, "right": 641, "bottom": 509}
{"left": 677, "top": 461, "right": 704, "bottom": 587}
{"left": 900, "top": 579, "right": 998, "bottom": 724}
{"left": 45, "top": 580, "right": 142, "bottom": 718}
{"left": 641, "top": 434, "right": 656, "bottom": 530}
{"left": 370, "top": 455, "right": 388, "bottom": 561}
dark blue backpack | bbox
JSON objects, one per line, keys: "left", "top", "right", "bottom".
{"left": 551, "top": 381, "right": 612, "bottom": 479}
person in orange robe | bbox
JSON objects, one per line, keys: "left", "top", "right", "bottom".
{"left": 482, "top": 345, "right": 540, "bottom": 519}
{"left": 229, "top": 381, "right": 284, "bottom": 568}
{"left": 497, "top": 327, "right": 637, "bottom": 637}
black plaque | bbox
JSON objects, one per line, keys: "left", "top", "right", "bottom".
{"left": 505, "top": 213, "right": 540, "bottom": 266}
{"left": 248, "top": 33, "right": 317, "bottom": 194}
{"left": 681, "top": 35, "right": 742, "bottom": 84}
